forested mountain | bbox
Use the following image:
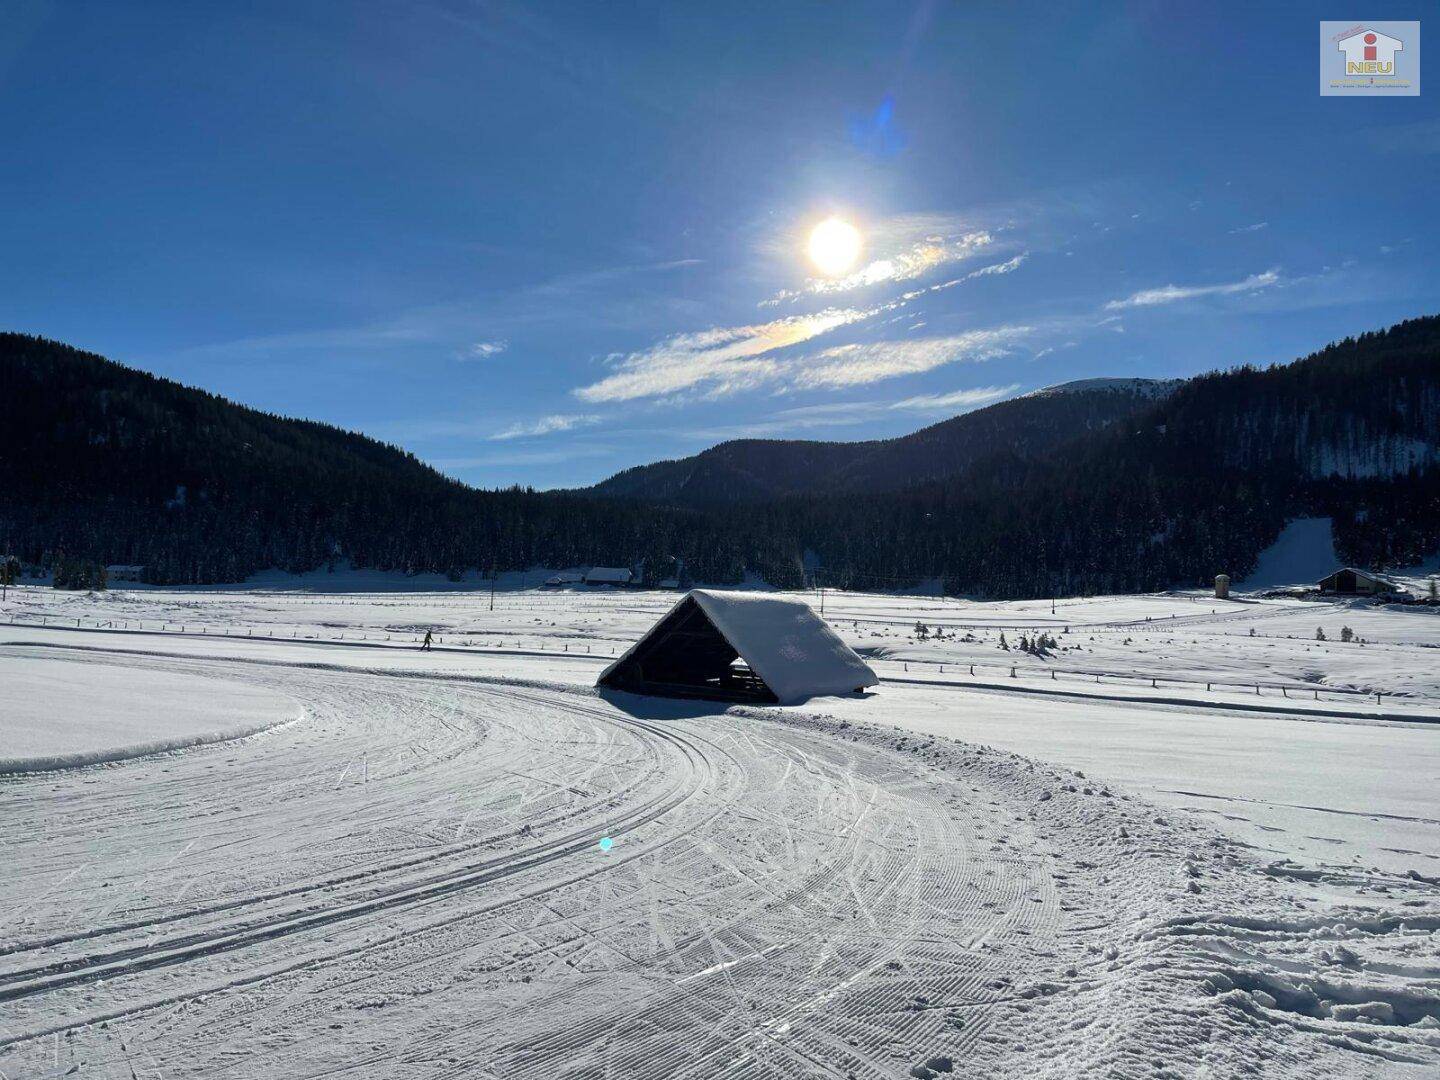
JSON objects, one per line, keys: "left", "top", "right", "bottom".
{"left": 0, "top": 334, "right": 775, "bottom": 586}
{"left": 586, "top": 378, "right": 1177, "bottom": 504}
{"left": 2, "top": 318, "right": 1437, "bottom": 595}
{"left": 785, "top": 317, "right": 1440, "bottom": 595}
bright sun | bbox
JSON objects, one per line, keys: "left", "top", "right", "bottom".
{"left": 807, "top": 217, "right": 862, "bottom": 276}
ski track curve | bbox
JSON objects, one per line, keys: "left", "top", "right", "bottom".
{"left": 0, "top": 644, "right": 1060, "bottom": 1079}
{"left": 6, "top": 643, "right": 1433, "bottom": 1079}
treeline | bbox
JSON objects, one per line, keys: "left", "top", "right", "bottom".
{"left": 1, "top": 317, "right": 1437, "bottom": 596}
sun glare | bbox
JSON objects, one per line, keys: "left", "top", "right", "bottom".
{"left": 807, "top": 217, "right": 862, "bottom": 276}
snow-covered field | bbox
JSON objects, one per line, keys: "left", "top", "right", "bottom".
{"left": 0, "top": 655, "right": 300, "bottom": 774}
{"left": 2, "top": 581, "right": 1438, "bottom": 1077}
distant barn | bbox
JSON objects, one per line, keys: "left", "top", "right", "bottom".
{"left": 597, "top": 589, "right": 878, "bottom": 704}
{"left": 584, "top": 567, "right": 633, "bottom": 586}
{"left": 105, "top": 564, "right": 145, "bottom": 583}
{"left": 1317, "top": 567, "right": 1397, "bottom": 595}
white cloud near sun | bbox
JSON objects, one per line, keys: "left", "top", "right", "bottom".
{"left": 573, "top": 308, "right": 873, "bottom": 403}
{"left": 1104, "top": 268, "right": 1281, "bottom": 310}
{"left": 572, "top": 244, "right": 1034, "bottom": 405}
{"left": 765, "top": 227, "right": 997, "bottom": 305}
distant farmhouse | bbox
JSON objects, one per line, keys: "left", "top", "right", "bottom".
{"left": 583, "top": 567, "right": 633, "bottom": 587}
{"left": 1317, "top": 567, "right": 1398, "bottom": 596}
{"left": 105, "top": 564, "right": 145, "bottom": 583}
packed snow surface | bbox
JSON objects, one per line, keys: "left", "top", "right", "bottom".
{"left": 1, "top": 582, "right": 1437, "bottom": 1078}
{"left": 0, "top": 655, "right": 299, "bottom": 773}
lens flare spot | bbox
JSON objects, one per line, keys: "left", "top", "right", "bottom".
{"left": 598, "top": 836, "right": 614, "bottom": 852}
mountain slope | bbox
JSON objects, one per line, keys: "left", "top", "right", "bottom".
{"left": 794, "top": 316, "right": 1440, "bottom": 594}
{"left": 587, "top": 378, "right": 1178, "bottom": 504}
{"left": 2, "top": 317, "right": 1436, "bottom": 595}
{"left": 0, "top": 334, "right": 771, "bottom": 585}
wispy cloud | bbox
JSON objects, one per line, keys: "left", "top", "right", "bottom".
{"left": 792, "top": 327, "right": 1031, "bottom": 390}
{"left": 573, "top": 246, "right": 1036, "bottom": 405}
{"left": 489, "top": 413, "right": 600, "bottom": 440}
{"left": 888, "top": 385, "right": 1022, "bottom": 411}
{"left": 1032, "top": 339, "right": 1080, "bottom": 361}
{"left": 1228, "top": 222, "right": 1269, "bottom": 234}
{"left": 919, "top": 252, "right": 1027, "bottom": 295}
{"left": 573, "top": 308, "right": 871, "bottom": 403}
{"left": 1104, "top": 268, "right": 1281, "bottom": 310}
{"left": 575, "top": 298, "right": 1031, "bottom": 403}
{"left": 461, "top": 340, "right": 508, "bottom": 360}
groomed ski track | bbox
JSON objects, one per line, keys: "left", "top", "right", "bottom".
{"left": 0, "top": 645, "right": 1059, "bottom": 1079}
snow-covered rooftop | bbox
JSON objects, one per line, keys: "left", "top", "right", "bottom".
{"left": 600, "top": 588, "right": 878, "bottom": 704}
{"left": 584, "top": 567, "right": 633, "bottom": 584}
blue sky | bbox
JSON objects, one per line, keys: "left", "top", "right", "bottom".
{"left": 2, "top": 2, "right": 1436, "bottom": 489}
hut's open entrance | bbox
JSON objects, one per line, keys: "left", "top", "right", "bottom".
{"left": 598, "top": 596, "right": 778, "bottom": 703}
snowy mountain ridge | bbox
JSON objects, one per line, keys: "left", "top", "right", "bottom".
{"left": 1024, "top": 376, "right": 1183, "bottom": 399}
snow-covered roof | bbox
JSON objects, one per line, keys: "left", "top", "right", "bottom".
{"left": 599, "top": 589, "right": 877, "bottom": 704}
{"left": 584, "top": 567, "right": 632, "bottom": 583}
{"left": 1319, "top": 567, "right": 1396, "bottom": 587}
